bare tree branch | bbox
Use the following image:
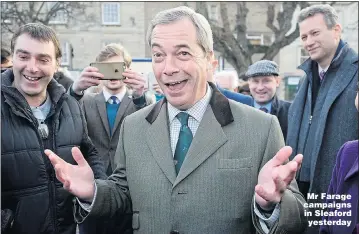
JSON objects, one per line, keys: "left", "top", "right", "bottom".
{"left": 235, "top": 2, "right": 249, "bottom": 52}
{"left": 195, "top": 1, "right": 331, "bottom": 77}
{"left": 1, "top": 2, "right": 88, "bottom": 34}
{"left": 35, "top": 2, "right": 46, "bottom": 21}
{"left": 262, "top": 1, "right": 310, "bottom": 60}
{"left": 266, "top": 3, "right": 279, "bottom": 36}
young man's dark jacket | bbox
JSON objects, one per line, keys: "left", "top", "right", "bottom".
{"left": 1, "top": 69, "right": 107, "bottom": 234}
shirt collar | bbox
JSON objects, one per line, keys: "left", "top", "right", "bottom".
{"left": 30, "top": 92, "right": 52, "bottom": 120}
{"left": 102, "top": 86, "right": 127, "bottom": 103}
{"left": 167, "top": 84, "right": 212, "bottom": 124}
{"left": 253, "top": 100, "right": 272, "bottom": 112}
{"left": 318, "top": 65, "right": 329, "bottom": 73}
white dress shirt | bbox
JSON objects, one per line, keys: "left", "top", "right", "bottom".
{"left": 102, "top": 86, "right": 127, "bottom": 103}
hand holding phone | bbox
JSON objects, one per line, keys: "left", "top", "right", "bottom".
{"left": 122, "top": 69, "right": 146, "bottom": 98}
{"left": 72, "top": 66, "right": 103, "bottom": 94}
{"left": 89, "top": 62, "right": 127, "bottom": 80}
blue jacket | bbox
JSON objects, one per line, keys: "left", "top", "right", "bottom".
{"left": 217, "top": 86, "right": 253, "bottom": 106}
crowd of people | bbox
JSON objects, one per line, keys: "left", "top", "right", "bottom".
{"left": 1, "top": 3, "right": 358, "bottom": 234}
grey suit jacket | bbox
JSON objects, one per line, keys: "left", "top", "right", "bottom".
{"left": 76, "top": 84, "right": 306, "bottom": 234}
{"left": 81, "top": 92, "right": 143, "bottom": 174}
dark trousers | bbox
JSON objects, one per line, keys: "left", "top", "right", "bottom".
{"left": 297, "top": 181, "right": 310, "bottom": 200}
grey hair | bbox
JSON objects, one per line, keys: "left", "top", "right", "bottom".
{"left": 146, "top": 6, "right": 213, "bottom": 53}
{"left": 214, "top": 70, "right": 239, "bottom": 88}
{"left": 298, "top": 4, "right": 339, "bottom": 29}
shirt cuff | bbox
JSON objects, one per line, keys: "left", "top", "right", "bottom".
{"left": 69, "top": 84, "right": 84, "bottom": 100}
{"left": 76, "top": 182, "right": 98, "bottom": 212}
{"left": 253, "top": 196, "right": 281, "bottom": 234}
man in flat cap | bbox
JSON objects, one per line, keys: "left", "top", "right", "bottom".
{"left": 246, "top": 60, "right": 291, "bottom": 140}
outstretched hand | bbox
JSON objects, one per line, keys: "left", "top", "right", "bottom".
{"left": 255, "top": 146, "right": 303, "bottom": 210}
{"left": 44, "top": 147, "right": 96, "bottom": 202}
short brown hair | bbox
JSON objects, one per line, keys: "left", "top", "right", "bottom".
{"left": 95, "top": 43, "right": 132, "bottom": 68}
{"left": 11, "top": 23, "right": 62, "bottom": 60}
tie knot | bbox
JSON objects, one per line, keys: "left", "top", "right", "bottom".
{"left": 176, "top": 112, "right": 190, "bottom": 126}
{"left": 110, "top": 96, "right": 118, "bottom": 104}
{"left": 259, "top": 107, "right": 268, "bottom": 113}
{"left": 319, "top": 70, "right": 325, "bottom": 80}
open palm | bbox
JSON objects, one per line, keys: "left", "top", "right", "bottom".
{"left": 255, "top": 146, "right": 303, "bottom": 210}
{"left": 45, "top": 147, "right": 96, "bottom": 202}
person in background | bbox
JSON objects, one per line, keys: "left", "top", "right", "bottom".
{"left": 285, "top": 5, "right": 358, "bottom": 234}
{"left": 246, "top": 60, "right": 291, "bottom": 140}
{"left": 53, "top": 67, "right": 74, "bottom": 92}
{"left": 1, "top": 48, "right": 12, "bottom": 73}
{"left": 238, "top": 81, "right": 251, "bottom": 96}
{"left": 209, "top": 60, "right": 253, "bottom": 106}
{"left": 152, "top": 83, "right": 165, "bottom": 101}
{"left": 214, "top": 70, "right": 239, "bottom": 92}
{"left": 320, "top": 84, "right": 359, "bottom": 234}
{"left": 70, "top": 43, "right": 148, "bottom": 234}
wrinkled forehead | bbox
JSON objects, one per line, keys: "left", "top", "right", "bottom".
{"left": 151, "top": 19, "right": 203, "bottom": 51}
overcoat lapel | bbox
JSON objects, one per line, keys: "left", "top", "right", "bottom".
{"left": 146, "top": 100, "right": 177, "bottom": 184}
{"left": 173, "top": 106, "right": 228, "bottom": 188}
{"left": 112, "top": 95, "right": 131, "bottom": 135}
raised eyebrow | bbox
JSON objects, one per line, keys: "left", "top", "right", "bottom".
{"left": 151, "top": 43, "right": 162, "bottom": 49}
{"left": 174, "top": 44, "right": 191, "bottom": 50}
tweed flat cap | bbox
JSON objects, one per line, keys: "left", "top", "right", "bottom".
{"left": 245, "top": 60, "right": 279, "bottom": 78}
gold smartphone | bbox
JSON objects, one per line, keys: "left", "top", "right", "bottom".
{"left": 89, "top": 62, "right": 127, "bottom": 80}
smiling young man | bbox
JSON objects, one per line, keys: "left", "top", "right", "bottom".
{"left": 286, "top": 4, "right": 358, "bottom": 233}
{"left": 246, "top": 60, "right": 291, "bottom": 140}
{"left": 45, "top": 6, "right": 306, "bottom": 234}
{"left": 1, "top": 23, "right": 106, "bottom": 234}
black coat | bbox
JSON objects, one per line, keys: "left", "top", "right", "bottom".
{"left": 251, "top": 95, "right": 291, "bottom": 140}
{"left": 270, "top": 96, "right": 291, "bottom": 140}
{"left": 1, "top": 69, "right": 106, "bottom": 234}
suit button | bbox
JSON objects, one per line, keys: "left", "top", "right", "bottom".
{"left": 170, "top": 230, "right": 180, "bottom": 234}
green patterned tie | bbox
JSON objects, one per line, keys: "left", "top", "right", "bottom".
{"left": 174, "top": 112, "right": 193, "bottom": 174}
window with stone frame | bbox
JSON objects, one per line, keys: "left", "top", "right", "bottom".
{"left": 47, "top": 2, "right": 68, "bottom": 24}
{"left": 102, "top": 2, "right": 121, "bottom": 25}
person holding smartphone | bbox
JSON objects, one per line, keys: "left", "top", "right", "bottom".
{"left": 69, "top": 43, "right": 149, "bottom": 234}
